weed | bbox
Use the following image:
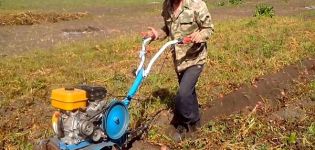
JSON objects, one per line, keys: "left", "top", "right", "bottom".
{"left": 245, "top": 19, "right": 258, "bottom": 27}
{"left": 254, "top": 3, "right": 275, "bottom": 18}
{"left": 299, "top": 10, "right": 315, "bottom": 20}
{"left": 308, "top": 123, "right": 315, "bottom": 135}
{"left": 217, "top": 1, "right": 226, "bottom": 7}
{"left": 282, "top": 0, "right": 290, "bottom": 3}
{"left": 228, "top": 0, "right": 243, "bottom": 5}
{"left": 310, "top": 81, "right": 315, "bottom": 90}
{"left": 258, "top": 144, "right": 268, "bottom": 150}
{"left": 287, "top": 132, "right": 297, "bottom": 144}
{"left": 216, "top": 0, "right": 243, "bottom": 6}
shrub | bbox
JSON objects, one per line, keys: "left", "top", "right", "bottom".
{"left": 229, "top": 0, "right": 243, "bottom": 5}
{"left": 254, "top": 3, "right": 275, "bottom": 18}
{"left": 217, "top": 1, "right": 225, "bottom": 6}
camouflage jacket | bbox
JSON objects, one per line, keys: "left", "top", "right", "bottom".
{"left": 160, "top": 0, "right": 214, "bottom": 72}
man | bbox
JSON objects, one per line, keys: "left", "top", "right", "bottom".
{"left": 145, "top": 0, "right": 214, "bottom": 138}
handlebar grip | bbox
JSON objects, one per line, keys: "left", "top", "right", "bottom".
{"left": 183, "top": 37, "right": 192, "bottom": 44}
{"left": 179, "top": 37, "right": 192, "bottom": 44}
{"left": 141, "top": 32, "right": 155, "bottom": 40}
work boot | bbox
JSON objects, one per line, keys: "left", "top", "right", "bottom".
{"left": 188, "top": 120, "right": 201, "bottom": 132}
{"left": 171, "top": 124, "right": 188, "bottom": 142}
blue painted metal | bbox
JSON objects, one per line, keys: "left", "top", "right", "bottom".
{"left": 81, "top": 141, "right": 116, "bottom": 150}
{"left": 59, "top": 140, "right": 91, "bottom": 150}
{"left": 103, "top": 101, "right": 129, "bottom": 140}
{"left": 123, "top": 68, "right": 144, "bottom": 106}
{"left": 53, "top": 137, "right": 115, "bottom": 150}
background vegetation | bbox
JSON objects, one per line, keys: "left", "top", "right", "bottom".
{"left": 0, "top": 0, "right": 163, "bottom": 11}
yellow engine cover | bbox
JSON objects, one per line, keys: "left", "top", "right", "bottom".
{"left": 51, "top": 88, "right": 87, "bottom": 111}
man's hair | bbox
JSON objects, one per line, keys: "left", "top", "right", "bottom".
{"left": 170, "top": 0, "right": 181, "bottom": 5}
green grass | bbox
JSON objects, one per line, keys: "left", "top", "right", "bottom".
{"left": 0, "top": 16, "right": 314, "bottom": 149}
{"left": 299, "top": 10, "right": 315, "bottom": 19}
{"left": 207, "top": 0, "right": 245, "bottom": 9}
{"left": 0, "top": 0, "right": 163, "bottom": 11}
{"left": 254, "top": 3, "right": 275, "bottom": 18}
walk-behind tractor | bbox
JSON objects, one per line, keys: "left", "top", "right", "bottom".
{"left": 38, "top": 37, "right": 192, "bottom": 150}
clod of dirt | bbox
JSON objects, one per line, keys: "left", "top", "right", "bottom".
{"left": 270, "top": 97, "right": 315, "bottom": 121}
{"left": 0, "top": 11, "right": 88, "bottom": 26}
{"left": 62, "top": 26, "right": 101, "bottom": 36}
{"left": 153, "top": 110, "right": 173, "bottom": 127}
{"left": 0, "top": 54, "right": 8, "bottom": 57}
{"left": 129, "top": 141, "right": 161, "bottom": 150}
{"left": 160, "top": 145, "right": 169, "bottom": 150}
{"left": 299, "top": 98, "right": 315, "bottom": 107}
{"left": 31, "top": 130, "right": 43, "bottom": 139}
{"left": 270, "top": 106, "right": 306, "bottom": 121}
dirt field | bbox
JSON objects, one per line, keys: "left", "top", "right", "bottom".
{"left": 0, "top": 0, "right": 314, "bottom": 56}
{"left": 0, "top": 0, "right": 315, "bottom": 149}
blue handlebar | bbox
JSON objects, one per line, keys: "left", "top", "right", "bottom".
{"left": 123, "top": 69, "right": 144, "bottom": 106}
{"left": 122, "top": 38, "right": 182, "bottom": 107}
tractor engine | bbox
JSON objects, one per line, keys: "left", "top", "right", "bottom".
{"left": 51, "top": 85, "right": 108, "bottom": 145}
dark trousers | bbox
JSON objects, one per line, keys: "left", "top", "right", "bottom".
{"left": 175, "top": 65, "right": 203, "bottom": 125}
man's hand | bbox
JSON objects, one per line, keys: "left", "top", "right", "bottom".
{"left": 142, "top": 27, "right": 159, "bottom": 40}
{"left": 189, "top": 32, "right": 204, "bottom": 43}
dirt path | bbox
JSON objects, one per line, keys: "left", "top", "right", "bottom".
{"left": 0, "top": 4, "right": 163, "bottom": 56}
{"left": 0, "top": 0, "right": 313, "bottom": 56}
{"left": 200, "top": 57, "right": 315, "bottom": 122}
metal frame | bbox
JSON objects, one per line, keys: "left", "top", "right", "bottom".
{"left": 123, "top": 38, "right": 180, "bottom": 106}
{"left": 53, "top": 37, "right": 183, "bottom": 150}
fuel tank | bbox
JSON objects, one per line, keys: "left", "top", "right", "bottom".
{"left": 51, "top": 87, "right": 87, "bottom": 111}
